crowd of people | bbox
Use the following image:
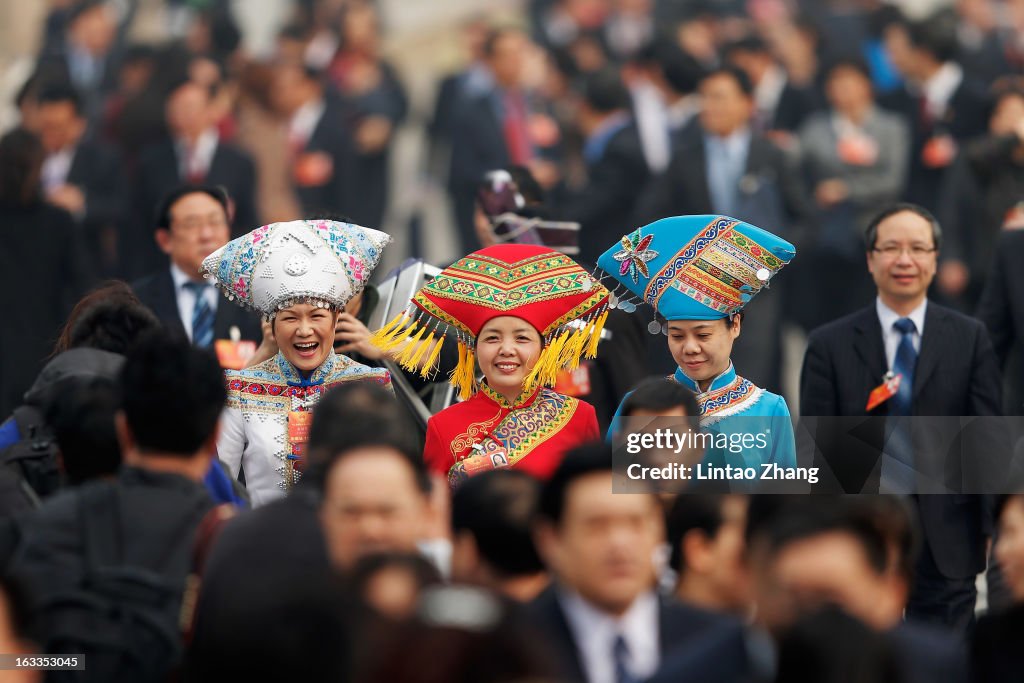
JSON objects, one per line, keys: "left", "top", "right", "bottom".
{"left": 4, "top": 0, "right": 1024, "bottom": 681}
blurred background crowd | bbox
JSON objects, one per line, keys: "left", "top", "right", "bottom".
{"left": 3, "top": 0, "right": 1024, "bottom": 681}
{"left": 7, "top": 0, "right": 1024, "bottom": 414}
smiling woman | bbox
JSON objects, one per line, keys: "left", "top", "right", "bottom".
{"left": 373, "top": 244, "right": 607, "bottom": 488}
{"left": 598, "top": 215, "right": 798, "bottom": 473}
{"left": 199, "top": 219, "right": 392, "bottom": 506}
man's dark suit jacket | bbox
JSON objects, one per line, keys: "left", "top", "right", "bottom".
{"left": 977, "top": 229, "right": 1024, "bottom": 367}
{"left": 880, "top": 78, "right": 991, "bottom": 213}
{"left": 448, "top": 90, "right": 561, "bottom": 252}
{"left": 291, "top": 99, "right": 358, "bottom": 222}
{"left": 132, "top": 268, "right": 262, "bottom": 345}
{"left": 800, "top": 303, "right": 1002, "bottom": 579}
{"left": 764, "top": 81, "right": 821, "bottom": 133}
{"left": 557, "top": 121, "right": 650, "bottom": 264}
{"left": 128, "top": 137, "right": 258, "bottom": 280}
{"left": 633, "top": 127, "right": 807, "bottom": 243}
{"left": 65, "top": 138, "right": 127, "bottom": 273}
{"left": 524, "top": 586, "right": 733, "bottom": 683}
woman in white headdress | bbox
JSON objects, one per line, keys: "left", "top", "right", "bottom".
{"left": 200, "top": 218, "right": 391, "bottom": 506}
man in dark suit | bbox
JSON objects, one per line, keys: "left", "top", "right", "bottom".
{"left": 36, "top": 82, "right": 126, "bottom": 277}
{"left": 449, "top": 27, "right": 561, "bottom": 255}
{"left": 800, "top": 203, "right": 1002, "bottom": 633}
{"left": 880, "top": 13, "right": 991, "bottom": 215}
{"left": 556, "top": 69, "right": 649, "bottom": 264}
{"left": 724, "top": 35, "right": 821, "bottom": 136}
{"left": 130, "top": 79, "right": 258, "bottom": 280}
{"left": 271, "top": 61, "right": 359, "bottom": 226}
{"left": 35, "top": 0, "right": 133, "bottom": 125}
{"left": 977, "top": 229, "right": 1024, "bottom": 414}
{"left": 132, "top": 185, "right": 261, "bottom": 348}
{"left": 527, "top": 444, "right": 733, "bottom": 683}
{"left": 635, "top": 65, "right": 808, "bottom": 390}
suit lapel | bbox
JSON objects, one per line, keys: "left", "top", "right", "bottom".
{"left": 687, "top": 136, "right": 713, "bottom": 212}
{"left": 541, "top": 590, "right": 587, "bottom": 683}
{"left": 207, "top": 140, "right": 225, "bottom": 181}
{"left": 852, "top": 306, "right": 887, "bottom": 386}
{"left": 913, "top": 305, "right": 945, "bottom": 400}
{"left": 744, "top": 137, "right": 769, "bottom": 176}
{"left": 156, "top": 269, "right": 188, "bottom": 338}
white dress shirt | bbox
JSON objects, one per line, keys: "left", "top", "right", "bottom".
{"left": 288, "top": 98, "right": 326, "bottom": 150}
{"left": 41, "top": 147, "right": 75, "bottom": 192}
{"left": 559, "top": 588, "right": 660, "bottom": 683}
{"left": 171, "top": 263, "right": 218, "bottom": 342}
{"left": 920, "top": 62, "right": 963, "bottom": 121}
{"left": 176, "top": 128, "right": 219, "bottom": 180}
{"left": 754, "top": 64, "right": 787, "bottom": 128}
{"left": 876, "top": 297, "right": 927, "bottom": 371}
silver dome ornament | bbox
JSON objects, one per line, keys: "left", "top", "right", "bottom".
{"left": 284, "top": 253, "right": 311, "bottom": 277}
{"left": 647, "top": 320, "right": 662, "bottom": 335}
{"left": 199, "top": 219, "right": 390, "bottom": 316}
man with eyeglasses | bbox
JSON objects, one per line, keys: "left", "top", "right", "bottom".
{"left": 800, "top": 202, "right": 1002, "bottom": 635}
{"left": 132, "top": 185, "right": 262, "bottom": 349}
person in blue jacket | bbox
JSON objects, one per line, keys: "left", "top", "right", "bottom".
{"left": 600, "top": 215, "right": 796, "bottom": 471}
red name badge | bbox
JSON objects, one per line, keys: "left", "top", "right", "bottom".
{"left": 866, "top": 374, "right": 902, "bottom": 411}
{"left": 288, "top": 411, "right": 314, "bottom": 462}
{"left": 214, "top": 339, "right": 257, "bottom": 370}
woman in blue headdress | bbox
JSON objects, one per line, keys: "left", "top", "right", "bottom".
{"left": 601, "top": 215, "right": 796, "bottom": 472}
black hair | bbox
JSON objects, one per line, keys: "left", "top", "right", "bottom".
{"left": 0, "top": 128, "right": 43, "bottom": 206}
{"left": 747, "top": 498, "right": 889, "bottom": 576}
{"left": 0, "top": 577, "right": 33, "bottom": 642}
{"left": 656, "top": 40, "right": 705, "bottom": 97}
{"left": 864, "top": 202, "right": 942, "bottom": 252}
{"left": 822, "top": 56, "right": 873, "bottom": 84}
{"left": 538, "top": 442, "right": 615, "bottom": 525}
{"left": 620, "top": 377, "right": 700, "bottom": 420}
{"left": 580, "top": 68, "right": 631, "bottom": 113}
{"left": 47, "top": 377, "right": 121, "bottom": 484}
{"left": 666, "top": 494, "right": 730, "bottom": 573}
{"left": 482, "top": 26, "right": 523, "bottom": 59}
{"left": 452, "top": 470, "right": 545, "bottom": 577}
{"left": 307, "top": 211, "right": 358, "bottom": 223}
{"left": 120, "top": 333, "right": 226, "bottom": 456}
{"left": 774, "top": 606, "right": 904, "bottom": 683}
{"left": 904, "top": 11, "right": 958, "bottom": 64}
{"left": 308, "top": 384, "right": 430, "bottom": 495}
{"left": 846, "top": 496, "right": 919, "bottom": 584}
{"left": 154, "top": 184, "right": 231, "bottom": 231}
{"left": 701, "top": 65, "right": 754, "bottom": 98}
{"left": 57, "top": 280, "right": 161, "bottom": 355}
{"left": 183, "top": 573, "right": 353, "bottom": 681}
{"left": 349, "top": 552, "right": 443, "bottom": 607}
{"left": 121, "top": 43, "right": 157, "bottom": 66}
{"left": 67, "top": 0, "right": 106, "bottom": 26}
{"left": 506, "top": 166, "right": 544, "bottom": 205}
{"left": 36, "top": 82, "right": 84, "bottom": 116}
{"left": 723, "top": 35, "right": 770, "bottom": 58}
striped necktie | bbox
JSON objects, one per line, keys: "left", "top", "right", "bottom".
{"left": 891, "top": 318, "right": 917, "bottom": 416}
{"left": 184, "top": 281, "right": 215, "bottom": 348}
{"left": 881, "top": 317, "right": 917, "bottom": 493}
{"left": 613, "top": 634, "right": 638, "bottom": 683}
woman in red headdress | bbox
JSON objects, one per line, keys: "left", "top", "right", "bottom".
{"left": 372, "top": 244, "right": 609, "bottom": 487}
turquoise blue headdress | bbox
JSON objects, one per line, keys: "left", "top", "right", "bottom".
{"left": 597, "top": 215, "right": 796, "bottom": 321}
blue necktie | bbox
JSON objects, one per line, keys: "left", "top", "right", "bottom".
{"left": 891, "top": 318, "right": 917, "bottom": 416}
{"left": 613, "top": 634, "right": 637, "bottom": 683}
{"left": 185, "top": 281, "right": 214, "bottom": 348}
{"left": 881, "top": 317, "right": 917, "bottom": 493}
